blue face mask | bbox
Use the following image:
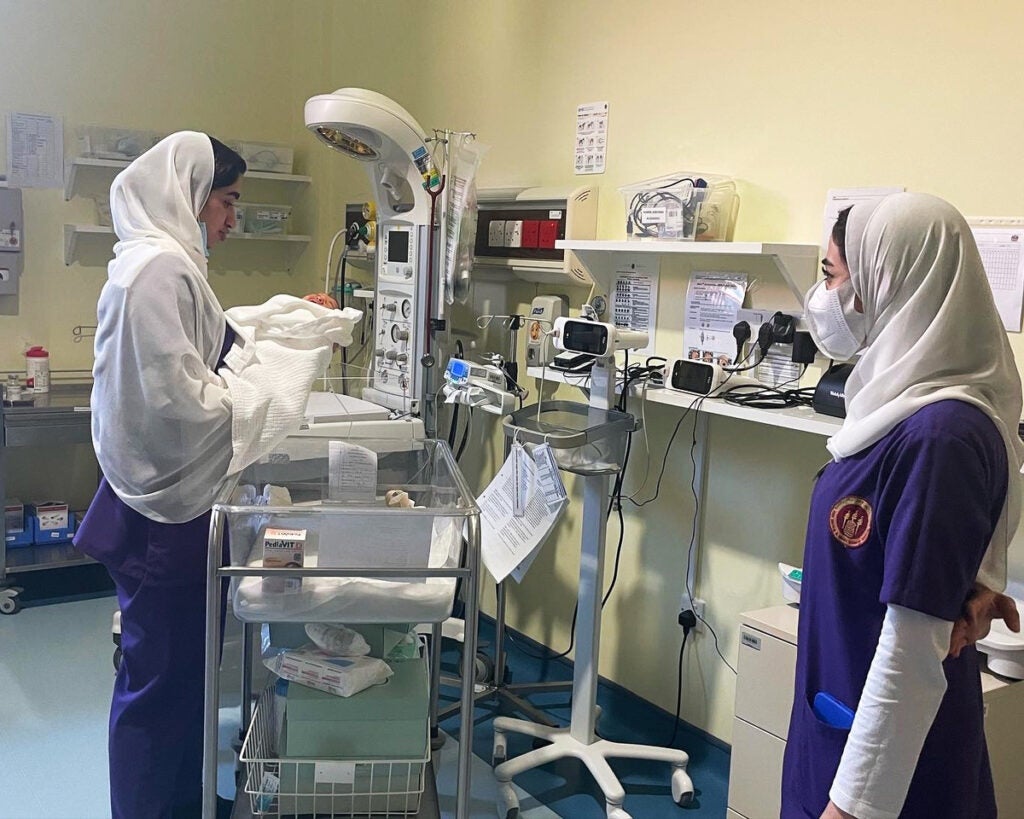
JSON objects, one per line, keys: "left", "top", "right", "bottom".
{"left": 198, "top": 222, "right": 210, "bottom": 258}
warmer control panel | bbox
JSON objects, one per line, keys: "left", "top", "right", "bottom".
{"left": 370, "top": 224, "right": 423, "bottom": 411}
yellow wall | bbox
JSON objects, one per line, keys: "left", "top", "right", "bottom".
{"left": 0, "top": 0, "right": 336, "bottom": 374}
{"left": 4, "top": 1, "right": 1024, "bottom": 744}
{"left": 323, "top": 0, "right": 1024, "bottom": 743}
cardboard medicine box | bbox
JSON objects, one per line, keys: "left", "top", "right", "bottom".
{"left": 262, "top": 527, "right": 306, "bottom": 593}
{"left": 4, "top": 500, "right": 24, "bottom": 533}
{"left": 27, "top": 501, "right": 68, "bottom": 531}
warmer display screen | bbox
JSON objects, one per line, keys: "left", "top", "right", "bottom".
{"left": 387, "top": 230, "right": 409, "bottom": 263}
{"left": 563, "top": 322, "right": 608, "bottom": 356}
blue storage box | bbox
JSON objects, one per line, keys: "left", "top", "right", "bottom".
{"left": 5, "top": 527, "right": 33, "bottom": 548}
{"left": 30, "top": 513, "right": 77, "bottom": 545}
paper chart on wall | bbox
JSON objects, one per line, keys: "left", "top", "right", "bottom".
{"left": 574, "top": 101, "right": 608, "bottom": 175}
{"left": 971, "top": 225, "right": 1024, "bottom": 333}
{"left": 612, "top": 259, "right": 660, "bottom": 357}
{"left": 683, "top": 273, "right": 747, "bottom": 367}
{"left": 6, "top": 112, "right": 64, "bottom": 189}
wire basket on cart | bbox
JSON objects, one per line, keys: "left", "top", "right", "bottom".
{"left": 240, "top": 686, "right": 429, "bottom": 817}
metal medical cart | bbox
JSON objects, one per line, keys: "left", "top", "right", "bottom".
{"left": 202, "top": 437, "right": 481, "bottom": 819}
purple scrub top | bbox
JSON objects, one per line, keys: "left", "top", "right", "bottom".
{"left": 781, "top": 400, "right": 1006, "bottom": 818}
{"left": 75, "top": 325, "right": 236, "bottom": 587}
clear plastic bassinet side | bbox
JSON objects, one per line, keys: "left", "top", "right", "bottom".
{"left": 214, "top": 437, "right": 479, "bottom": 624}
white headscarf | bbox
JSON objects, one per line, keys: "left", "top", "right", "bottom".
{"left": 93, "top": 132, "right": 361, "bottom": 524}
{"left": 92, "top": 132, "right": 233, "bottom": 523}
{"left": 110, "top": 130, "right": 212, "bottom": 276}
{"left": 828, "top": 192, "right": 1024, "bottom": 589}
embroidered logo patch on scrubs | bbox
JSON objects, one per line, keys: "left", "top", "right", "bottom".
{"left": 829, "top": 495, "right": 872, "bottom": 548}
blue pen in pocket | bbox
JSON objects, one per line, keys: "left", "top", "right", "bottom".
{"left": 812, "top": 691, "right": 855, "bottom": 730}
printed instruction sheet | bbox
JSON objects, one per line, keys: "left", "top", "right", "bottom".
{"left": 613, "top": 258, "right": 660, "bottom": 356}
{"left": 478, "top": 446, "right": 566, "bottom": 583}
{"left": 683, "top": 273, "right": 748, "bottom": 366}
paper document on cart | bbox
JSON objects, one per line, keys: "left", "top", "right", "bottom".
{"left": 478, "top": 448, "right": 567, "bottom": 583}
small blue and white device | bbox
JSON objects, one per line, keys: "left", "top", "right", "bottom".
{"left": 445, "top": 357, "right": 472, "bottom": 386}
{"left": 442, "top": 358, "right": 515, "bottom": 415}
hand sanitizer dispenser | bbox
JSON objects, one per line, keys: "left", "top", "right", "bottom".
{"left": 526, "top": 295, "right": 566, "bottom": 367}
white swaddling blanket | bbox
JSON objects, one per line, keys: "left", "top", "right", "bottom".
{"left": 223, "top": 295, "right": 361, "bottom": 475}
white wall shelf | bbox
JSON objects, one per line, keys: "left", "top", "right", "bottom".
{"left": 63, "top": 224, "right": 311, "bottom": 270}
{"left": 555, "top": 239, "right": 820, "bottom": 303}
{"left": 526, "top": 366, "right": 841, "bottom": 437}
{"left": 64, "top": 157, "right": 312, "bottom": 202}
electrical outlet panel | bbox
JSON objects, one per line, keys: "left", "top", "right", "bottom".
{"left": 0, "top": 188, "right": 24, "bottom": 295}
{"left": 473, "top": 186, "right": 599, "bottom": 285}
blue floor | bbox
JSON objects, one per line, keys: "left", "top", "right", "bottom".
{"left": 438, "top": 618, "right": 731, "bottom": 818}
{"left": 1, "top": 568, "right": 730, "bottom": 818}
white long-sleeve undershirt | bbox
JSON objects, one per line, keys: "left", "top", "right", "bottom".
{"left": 829, "top": 604, "right": 952, "bottom": 819}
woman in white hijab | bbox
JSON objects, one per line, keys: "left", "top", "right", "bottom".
{"left": 782, "top": 193, "right": 1023, "bottom": 819}
{"left": 74, "top": 132, "right": 347, "bottom": 819}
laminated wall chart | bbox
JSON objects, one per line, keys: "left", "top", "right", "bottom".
{"left": 574, "top": 101, "right": 608, "bottom": 175}
{"left": 612, "top": 259, "right": 659, "bottom": 356}
{"left": 682, "top": 273, "right": 747, "bottom": 367}
{"left": 970, "top": 222, "right": 1024, "bottom": 333}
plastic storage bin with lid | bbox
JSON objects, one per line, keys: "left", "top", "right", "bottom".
{"left": 620, "top": 171, "right": 738, "bottom": 241}
{"left": 77, "top": 126, "right": 162, "bottom": 160}
{"left": 244, "top": 203, "right": 291, "bottom": 235}
{"left": 231, "top": 141, "right": 295, "bottom": 174}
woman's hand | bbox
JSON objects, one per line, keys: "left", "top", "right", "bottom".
{"left": 949, "top": 583, "right": 1020, "bottom": 659}
{"left": 820, "top": 801, "right": 856, "bottom": 819}
{"left": 303, "top": 292, "right": 339, "bottom": 309}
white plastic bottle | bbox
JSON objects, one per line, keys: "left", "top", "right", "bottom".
{"left": 25, "top": 346, "right": 50, "bottom": 393}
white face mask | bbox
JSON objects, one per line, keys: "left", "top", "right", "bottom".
{"left": 804, "top": 278, "right": 867, "bottom": 361}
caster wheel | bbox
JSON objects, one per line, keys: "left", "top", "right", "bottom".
{"left": 496, "top": 781, "right": 519, "bottom": 819}
{"left": 475, "top": 652, "right": 496, "bottom": 684}
{"left": 0, "top": 595, "right": 20, "bottom": 615}
{"left": 431, "top": 731, "right": 447, "bottom": 751}
{"left": 606, "top": 807, "right": 631, "bottom": 819}
{"left": 460, "top": 651, "right": 495, "bottom": 685}
{"left": 113, "top": 647, "right": 122, "bottom": 671}
{"left": 492, "top": 732, "right": 508, "bottom": 767}
{"left": 671, "top": 766, "right": 695, "bottom": 807}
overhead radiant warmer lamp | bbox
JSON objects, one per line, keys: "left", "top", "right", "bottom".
{"left": 305, "top": 88, "right": 445, "bottom": 435}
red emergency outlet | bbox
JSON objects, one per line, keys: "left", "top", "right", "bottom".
{"left": 538, "top": 220, "right": 560, "bottom": 248}
{"left": 521, "top": 220, "right": 540, "bottom": 248}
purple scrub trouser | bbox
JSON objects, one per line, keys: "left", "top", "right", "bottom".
{"left": 109, "top": 570, "right": 226, "bottom": 819}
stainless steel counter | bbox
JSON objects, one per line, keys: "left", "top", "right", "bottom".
{"left": 2, "top": 383, "right": 92, "bottom": 447}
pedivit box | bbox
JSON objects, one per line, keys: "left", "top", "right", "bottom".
{"left": 262, "top": 527, "right": 306, "bottom": 594}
